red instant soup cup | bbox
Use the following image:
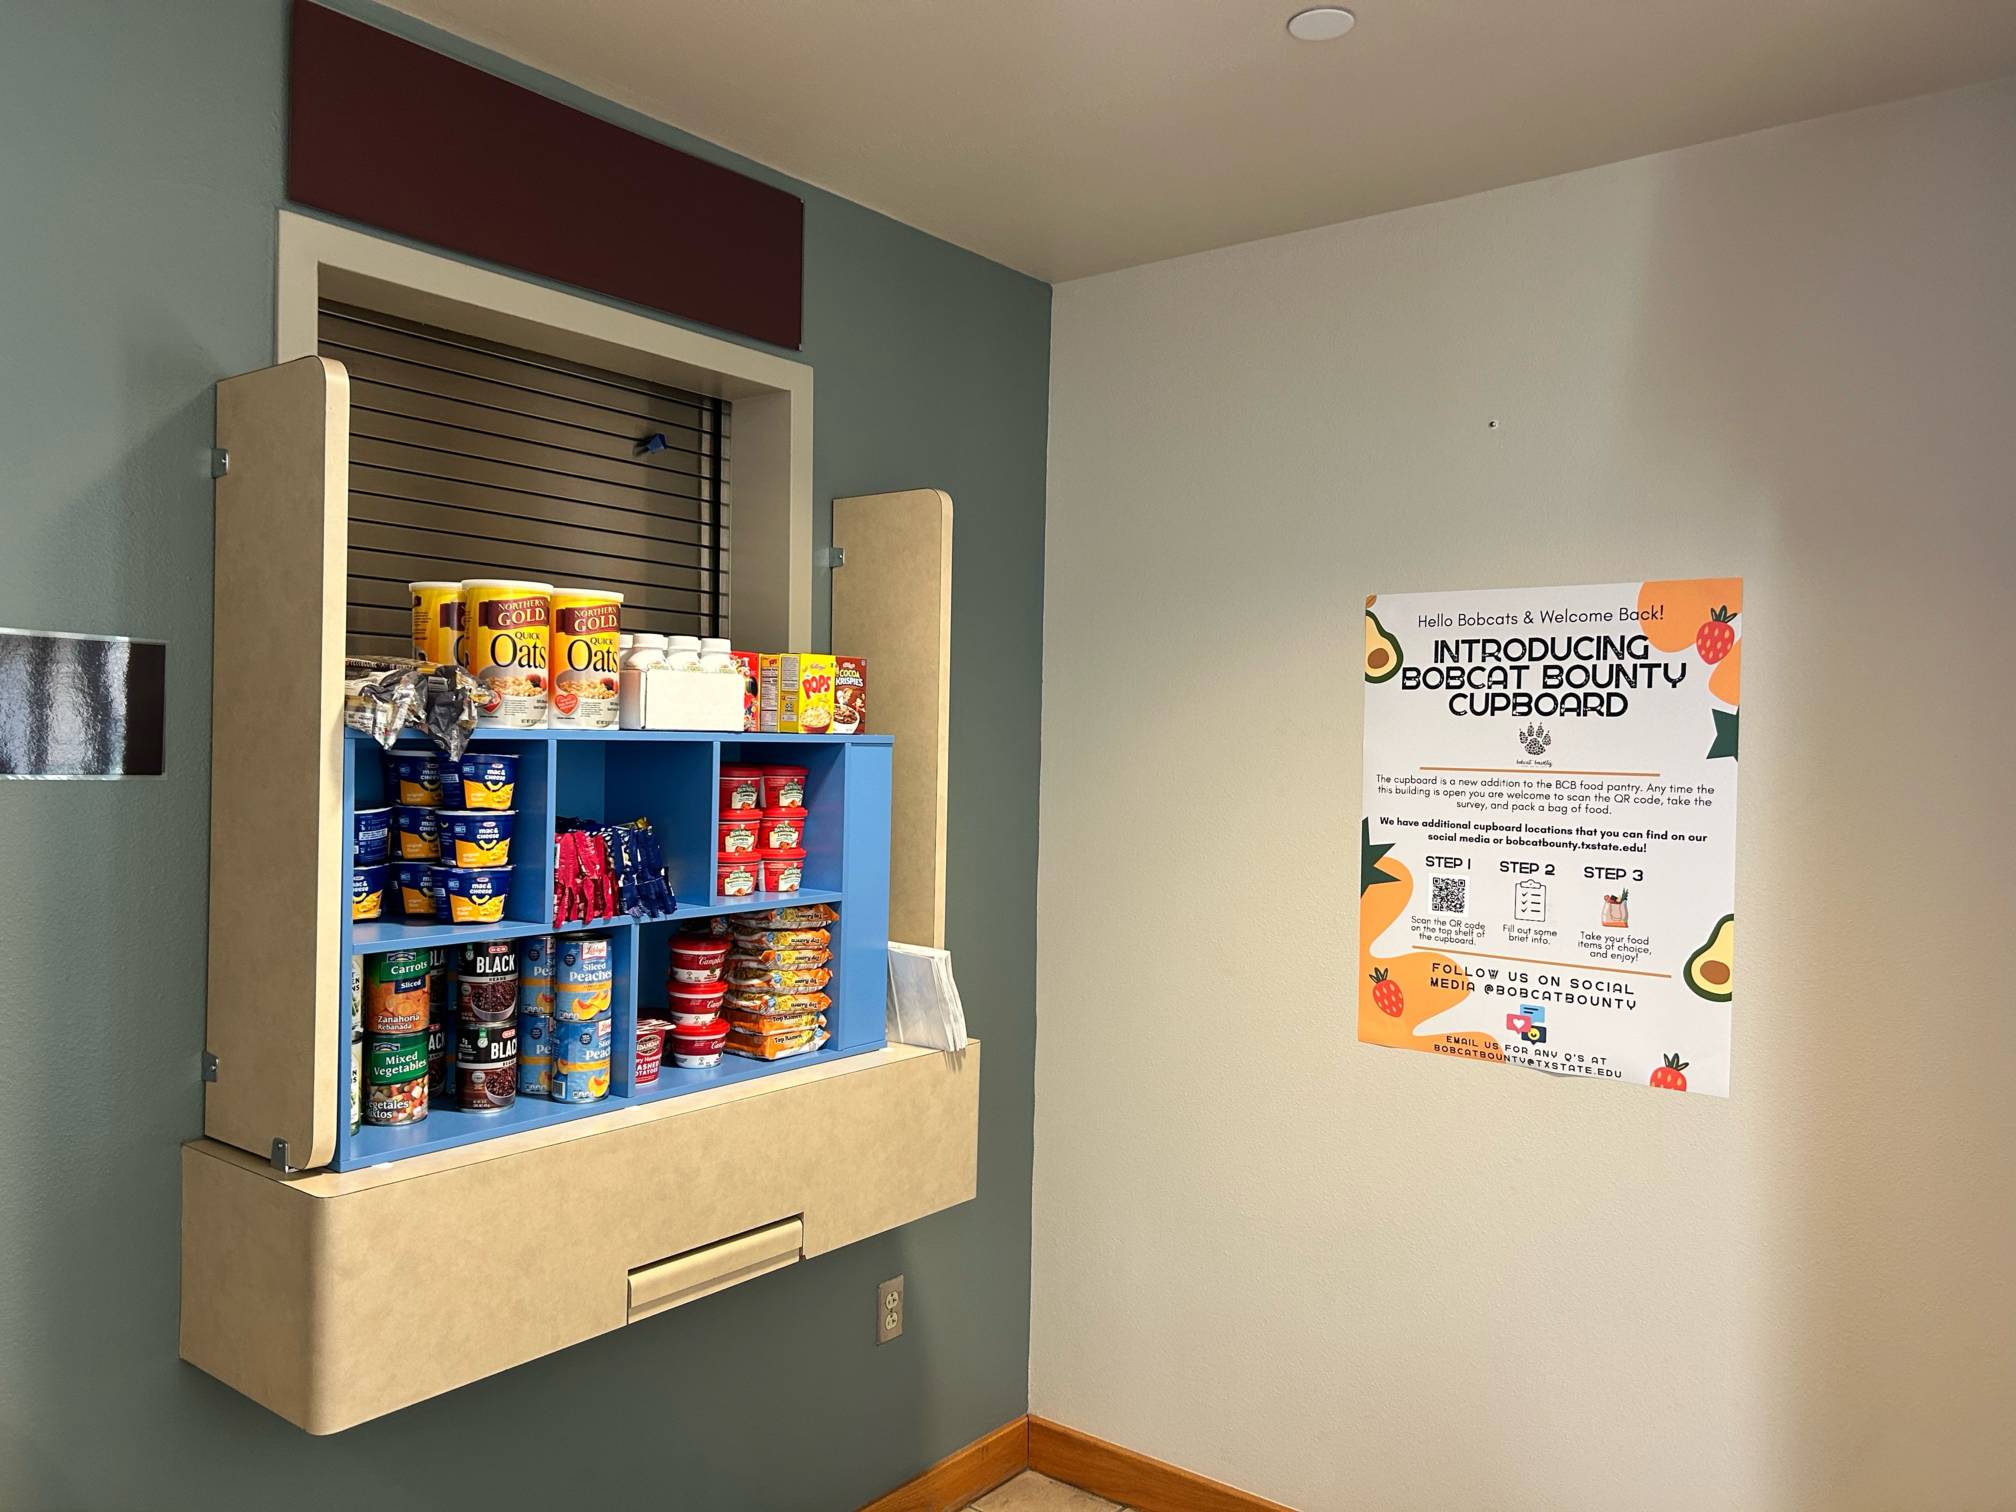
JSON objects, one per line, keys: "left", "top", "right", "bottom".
{"left": 758, "top": 806, "right": 806, "bottom": 851}
{"left": 716, "top": 851, "right": 761, "bottom": 897}
{"left": 667, "top": 979, "right": 728, "bottom": 1025}
{"left": 718, "top": 813, "right": 761, "bottom": 856}
{"left": 634, "top": 1019, "right": 672, "bottom": 1085}
{"left": 760, "top": 846, "right": 806, "bottom": 894}
{"left": 669, "top": 934, "right": 731, "bottom": 984}
{"left": 719, "top": 764, "right": 765, "bottom": 813}
{"left": 760, "top": 765, "right": 808, "bottom": 810}
{"left": 671, "top": 1017, "right": 728, "bottom": 1068}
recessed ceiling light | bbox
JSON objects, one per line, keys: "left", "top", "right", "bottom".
{"left": 1287, "top": 7, "right": 1356, "bottom": 41}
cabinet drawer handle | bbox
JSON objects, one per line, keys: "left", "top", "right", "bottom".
{"left": 626, "top": 1217, "right": 804, "bottom": 1323}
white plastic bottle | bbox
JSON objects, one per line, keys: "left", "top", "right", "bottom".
{"left": 620, "top": 634, "right": 668, "bottom": 729}
{"left": 663, "top": 634, "right": 702, "bottom": 672}
{"left": 696, "top": 637, "right": 733, "bottom": 673}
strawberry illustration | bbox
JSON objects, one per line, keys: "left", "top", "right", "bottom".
{"left": 1369, "top": 967, "right": 1404, "bottom": 1018}
{"left": 1650, "top": 1053, "right": 1689, "bottom": 1091}
{"left": 1695, "top": 607, "right": 1736, "bottom": 664}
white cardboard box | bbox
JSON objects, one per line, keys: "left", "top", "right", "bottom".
{"left": 621, "top": 667, "right": 742, "bottom": 731}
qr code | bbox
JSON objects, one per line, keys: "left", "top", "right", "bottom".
{"left": 1431, "top": 877, "right": 1467, "bottom": 913}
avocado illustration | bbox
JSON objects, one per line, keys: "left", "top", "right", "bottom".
{"left": 1684, "top": 914, "right": 1734, "bottom": 1002}
{"left": 1365, "top": 610, "right": 1403, "bottom": 683}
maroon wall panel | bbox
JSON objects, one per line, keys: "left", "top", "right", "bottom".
{"left": 288, "top": 1, "right": 803, "bottom": 349}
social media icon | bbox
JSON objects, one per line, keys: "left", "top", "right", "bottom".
{"left": 1506, "top": 1013, "right": 1531, "bottom": 1035}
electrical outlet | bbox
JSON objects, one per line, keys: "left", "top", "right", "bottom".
{"left": 877, "top": 1275, "right": 904, "bottom": 1344}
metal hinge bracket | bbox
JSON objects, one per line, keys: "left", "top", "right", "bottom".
{"left": 270, "top": 1139, "right": 295, "bottom": 1173}
{"left": 201, "top": 1051, "right": 219, "bottom": 1083}
{"left": 818, "top": 545, "right": 846, "bottom": 570}
{"left": 210, "top": 447, "right": 230, "bottom": 478}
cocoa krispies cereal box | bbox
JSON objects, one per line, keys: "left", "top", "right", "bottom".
{"left": 832, "top": 655, "right": 867, "bottom": 734}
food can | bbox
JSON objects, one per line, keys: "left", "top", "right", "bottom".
{"left": 350, "top": 1026, "right": 363, "bottom": 1135}
{"left": 517, "top": 934, "right": 556, "bottom": 1017}
{"left": 549, "top": 1058, "right": 611, "bottom": 1104}
{"left": 455, "top": 1015, "right": 518, "bottom": 1112}
{"left": 517, "top": 1054, "right": 553, "bottom": 1099}
{"left": 549, "top": 587, "right": 623, "bottom": 729}
{"left": 517, "top": 1013, "right": 553, "bottom": 1097}
{"left": 427, "top": 1016, "right": 450, "bottom": 1098}
{"left": 393, "top": 804, "right": 441, "bottom": 860}
{"left": 364, "top": 949, "right": 432, "bottom": 1034}
{"left": 428, "top": 947, "right": 453, "bottom": 1014}
{"left": 410, "top": 581, "right": 464, "bottom": 666}
{"left": 457, "top": 939, "right": 518, "bottom": 1022}
{"left": 460, "top": 579, "right": 553, "bottom": 727}
{"left": 364, "top": 1032, "right": 429, "bottom": 1125}
{"left": 549, "top": 1015, "right": 612, "bottom": 1067}
{"left": 440, "top": 808, "right": 515, "bottom": 867}
{"left": 349, "top": 954, "right": 364, "bottom": 1023}
{"left": 385, "top": 747, "right": 444, "bottom": 807}
{"left": 635, "top": 1018, "right": 672, "bottom": 1086}
{"left": 553, "top": 934, "right": 613, "bottom": 1021}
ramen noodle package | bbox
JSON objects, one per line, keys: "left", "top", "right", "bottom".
{"left": 460, "top": 579, "right": 552, "bottom": 727}
{"left": 723, "top": 1006, "right": 826, "bottom": 1037}
{"left": 725, "top": 1024, "right": 828, "bottom": 1061}
{"left": 729, "top": 925, "right": 830, "bottom": 951}
{"left": 734, "top": 945, "right": 832, "bottom": 970}
{"left": 548, "top": 587, "right": 622, "bottom": 728}
{"left": 738, "top": 903, "right": 839, "bottom": 931}
{"left": 725, "top": 960, "right": 832, "bottom": 994}
{"left": 723, "top": 989, "right": 832, "bottom": 1019}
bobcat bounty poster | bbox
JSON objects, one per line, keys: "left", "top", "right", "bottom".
{"left": 1359, "top": 579, "right": 1741, "bottom": 1097}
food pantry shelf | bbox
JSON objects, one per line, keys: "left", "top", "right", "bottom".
{"left": 349, "top": 890, "right": 845, "bottom": 950}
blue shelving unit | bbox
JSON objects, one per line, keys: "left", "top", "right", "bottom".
{"left": 336, "top": 727, "right": 892, "bottom": 1172}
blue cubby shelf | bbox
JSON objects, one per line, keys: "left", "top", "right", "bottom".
{"left": 337, "top": 728, "right": 891, "bottom": 1172}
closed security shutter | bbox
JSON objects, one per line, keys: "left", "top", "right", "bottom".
{"left": 319, "top": 301, "right": 728, "bottom": 658}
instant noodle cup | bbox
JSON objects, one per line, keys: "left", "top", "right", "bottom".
{"left": 352, "top": 862, "right": 387, "bottom": 921}
{"left": 719, "top": 764, "right": 764, "bottom": 812}
{"left": 548, "top": 587, "right": 623, "bottom": 729}
{"left": 757, "top": 807, "right": 805, "bottom": 852}
{"left": 670, "top": 1018, "right": 728, "bottom": 1069}
{"left": 634, "top": 1019, "right": 672, "bottom": 1086}
{"left": 667, "top": 979, "right": 728, "bottom": 1025}
{"left": 718, "top": 814, "right": 761, "bottom": 856}
{"left": 460, "top": 579, "right": 553, "bottom": 727}
{"left": 669, "top": 934, "right": 731, "bottom": 984}
{"left": 717, "top": 852, "right": 760, "bottom": 897}
{"left": 352, "top": 806, "right": 391, "bottom": 866}
{"left": 453, "top": 750, "right": 519, "bottom": 810}
{"left": 759, "top": 847, "right": 806, "bottom": 894}
{"left": 394, "top": 862, "right": 445, "bottom": 919}
{"left": 409, "top": 581, "right": 463, "bottom": 665}
{"left": 393, "top": 805, "right": 441, "bottom": 860}
{"left": 441, "top": 808, "right": 515, "bottom": 868}
{"left": 761, "top": 765, "right": 808, "bottom": 810}
{"left": 443, "top": 865, "right": 512, "bottom": 924}
{"left": 386, "top": 747, "right": 444, "bottom": 807}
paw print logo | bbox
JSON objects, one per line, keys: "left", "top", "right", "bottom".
{"left": 1518, "top": 723, "right": 1551, "bottom": 757}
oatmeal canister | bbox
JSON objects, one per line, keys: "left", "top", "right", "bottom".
{"left": 364, "top": 949, "right": 431, "bottom": 1034}
{"left": 460, "top": 579, "right": 553, "bottom": 727}
{"left": 364, "top": 1031, "right": 429, "bottom": 1125}
{"left": 455, "top": 1017, "right": 518, "bottom": 1113}
{"left": 410, "top": 581, "right": 464, "bottom": 666}
{"left": 554, "top": 934, "right": 614, "bottom": 1022}
{"left": 549, "top": 587, "right": 623, "bottom": 729}
{"left": 457, "top": 939, "right": 518, "bottom": 1022}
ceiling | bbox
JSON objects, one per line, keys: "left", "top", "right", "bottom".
{"left": 383, "top": 0, "right": 2016, "bottom": 282}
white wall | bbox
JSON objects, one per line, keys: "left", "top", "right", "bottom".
{"left": 1033, "top": 80, "right": 2016, "bottom": 1512}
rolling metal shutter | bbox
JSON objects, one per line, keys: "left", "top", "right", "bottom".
{"left": 319, "top": 300, "right": 728, "bottom": 658}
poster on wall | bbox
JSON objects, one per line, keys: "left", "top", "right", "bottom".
{"left": 1359, "top": 579, "right": 1741, "bottom": 1096}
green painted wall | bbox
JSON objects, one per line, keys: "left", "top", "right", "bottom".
{"left": 0, "top": 3, "right": 1047, "bottom": 1506}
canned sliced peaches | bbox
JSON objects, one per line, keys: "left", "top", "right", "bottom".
{"left": 549, "top": 587, "right": 623, "bottom": 729}
{"left": 460, "top": 579, "right": 552, "bottom": 727}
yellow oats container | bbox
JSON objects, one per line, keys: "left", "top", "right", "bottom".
{"left": 409, "top": 581, "right": 463, "bottom": 666}
{"left": 460, "top": 579, "right": 553, "bottom": 727}
{"left": 548, "top": 587, "right": 623, "bottom": 729}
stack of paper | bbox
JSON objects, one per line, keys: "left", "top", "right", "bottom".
{"left": 886, "top": 942, "right": 969, "bottom": 1052}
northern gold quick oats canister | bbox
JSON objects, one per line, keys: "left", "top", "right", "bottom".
{"left": 548, "top": 587, "right": 623, "bottom": 729}
{"left": 409, "top": 581, "right": 463, "bottom": 666}
{"left": 460, "top": 579, "right": 552, "bottom": 727}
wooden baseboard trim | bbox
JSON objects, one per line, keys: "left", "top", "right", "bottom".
{"left": 860, "top": 1416, "right": 1029, "bottom": 1512}
{"left": 1028, "top": 1417, "right": 1296, "bottom": 1512}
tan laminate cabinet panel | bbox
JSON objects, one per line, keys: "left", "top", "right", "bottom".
{"left": 627, "top": 1217, "right": 805, "bottom": 1323}
{"left": 205, "top": 357, "right": 349, "bottom": 1169}
{"left": 832, "top": 489, "right": 953, "bottom": 948}
{"left": 180, "top": 1041, "right": 979, "bottom": 1433}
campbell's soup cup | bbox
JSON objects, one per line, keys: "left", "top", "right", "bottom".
{"left": 716, "top": 852, "right": 760, "bottom": 898}
{"left": 549, "top": 587, "right": 623, "bottom": 728}
{"left": 669, "top": 934, "right": 731, "bottom": 984}
{"left": 460, "top": 579, "right": 553, "bottom": 727}
{"left": 718, "top": 764, "right": 764, "bottom": 812}
{"left": 453, "top": 751, "right": 519, "bottom": 810}
{"left": 670, "top": 1018, "right": 728, "bottom": 1069}
{"left": 718, "top": 814, "right": 761, "bottom": 856}
{"left": 759, "top": 847, "right": 805, "bottom": 894}
{"left": 667, "top": 979, "right": 728, "bottom": 1025}
{"left": 758, "top": 807, "right": 805, "bottom": 852}
{"left": 760, "top": 765, "right": 808, "bottom": 810}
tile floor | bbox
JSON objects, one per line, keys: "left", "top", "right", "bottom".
{"left": 967, "top": 1470, "right": 1133, "bottom": 1512}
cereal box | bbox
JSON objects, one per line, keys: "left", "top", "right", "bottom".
{"left": 832, "top": 655, "right": 867, "bottom": 734}
{"left": 729, "top": 649, "right": 760, "bottom": 732}
{"left": 760, "top": 653, "right": 837, "bottom": 733}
